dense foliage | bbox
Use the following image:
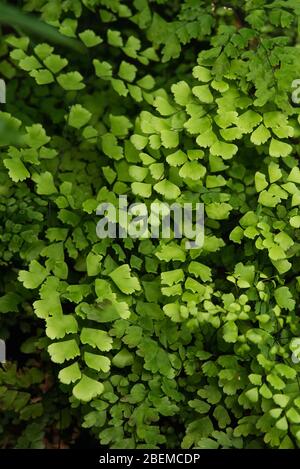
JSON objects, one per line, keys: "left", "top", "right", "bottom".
{"left": 1, "top": 0, "right": 300, "bottom": 449}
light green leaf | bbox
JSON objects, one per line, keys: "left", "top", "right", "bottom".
{"left": 154, "top": 179, "right": 180, "bottom": 200}
{"left": 192, "top": 85, "right": 213, "bottom": 103}
{"left": 269, "top": 138, "right": 292, "bottom": 157}
{"left": 57, "top": 71, "right": 85, "bottom": 90}
{"left": 68, "top": 104, "right": 91, "bottom": 129}
{"left": 58, "top": 362, "right": 81, "bottom": 384}
{"left": 205, "top": 203, "right": 232, "bottom": 220}
{"left": 73, "top": 374, "right": 104, "bottom": 402}
{"left": 4, "top": 157, "right": 29, "bottom": 182}
{"left": 84, "top": 352, "right": 111, "bottom": 372}
{"left": 109, "top": 264, "right": 141, "bottom": 294}
{"left": 250, "top": 124, "right": 271, "bottom": 145}
{"left": 18, "top": 261, "right": 48, "bottom": 289}
{"left": 118, "top": 61, "right": 137, "bottom": 82}
{"left": 223, "top": 321, "right": 238, "bottom": 343}
{"left": 210, "top": 141, "right": 238, "bottom": 160}
{"left": 46, "top": 315, "right": 78, "bottom": 339}
{"left": 48, "top": 339, "right": 80, "bottom": 364}
{"left": 80, "top": 327, "right": 113, "bottom": 351}
{"left": 255, "top": 172, "right": 268, "bottom": 192}
{"left": 171, "top": 81, "right": 192, "bottom": 105}
{"left": 179, "top": 161, "right": 206, "bottom": 180}
{"left": 44, "top": 54, "right": 67, "bottom": 73}
{"left": 193, "top": 65, "right": 211, "bottom": 82}
{"left": 131, "top": 182, "right": 152, "bottom": 198}
{"left": 79, "top": 30, "right": 102, "bottom": 47}
{"left": 274, "top": 287, "right": 295, "bottom": 311}
{"left": 32, "top": 171, "right": 57, "bottom": 195}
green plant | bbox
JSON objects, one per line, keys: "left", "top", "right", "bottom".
{"left": 1, "top": 0, "right": 300, "bottom": 449}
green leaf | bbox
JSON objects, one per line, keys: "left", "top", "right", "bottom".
{"left": 267, "top": 374, "right": 285, "bottom": 390}
{"left": 274, "top": 231, "right": 293, "bottom": 250}
{"left": 213, "top": 405, "right": 231, "bottom": 428}
{"left": 234, "top": 263, "right": 255, "bottom": 288}
{"left": 276, "top": 416, "right": 288, "bottom": 431}
{"left": 273, "top": 394, "right": 289, "bottom": 408}
{"left": 112, "top": 349, "right": 134, "bottom": 368}
{"left": 155, "top": 243, "right": 186, "bottom": 262}
{"left": 131, "top": 182, "right": 152, "bottom": 198}
{"left": 192, "top": 85, "right": 213, "bottom": 104}
{"left": 102, "top": 133, "right": 123, "bottom": 160}
{"left": 79, "top": 30, "right": 102, "bottom": 47}
{"left": 84, "top": 352, "right": 110, "bottom": 372}
{"left": 118, "top": 61, "right": 137, "bottom": 82}
{"left": 188, "top": 262, "right": 212, "bottom": 282}
{"left": 43, "top": 54, "right": 67, "bottom": 73}
{"left": 109, "top": 264, "right": 141, "bottom": 294}
{"left": 171, "top": 81, "right": 192, "bottom": 105}
{"left": 32, "top": 171, "right": 57, "bottom": 195}
{"left": 160, "top": 130, "right": 179, "bottom": 148}
{"left": 80, "top": 327, "right": 113, "bottom": 351}
{"left": 166, "top": 150, "right": 187, "bottom": 167}
{"left": 274, "top": 287, "right": 295, "bottom": 311}
{"left": 193, "top": 65, "right": 211, "bottom": 82}
{"left": 245, "top": 387, "right": 259, "bottom": 403}
{"left": 93, "top": 60, "right": 112, "bottom": 79}
{"left": 46, "top": 315, "right": 78, "bottom": 339}
{"left": 19, "top": 55, "right": 41, "bottom": 71}
{"left": 107, "top": 29, "right": 123, "bottom": 47}
{"left": 288, "top": 167, "right": 300, "bottom": 184}
{"left": 255, "top": 172, "right": 268, "bottom": 192}
{"left": 129, "top": 165, "right": 148, "bottom": 182}
{"left": 58, "top": 362, "right": 81, "bottom": 384}
{"left": 86, "top": 252, "right": 102, "bottom": 276}
{"left": 223, "top": 321, "right": 238, "bottom": 343}
{"left": 68, "top": 104, "right": 91, "bottom": 129}
{"left": 154, "top": 179, "right": 180, "bottom": 200}
{"left": 258, "top": 190, "right": 280, "bottom": 207}
{"left": 210, "top": 141, "right": 238, "bottom": 159}
{"left": 161, "top": 269, "right": 184, "bottom": 286}
{"left": 4, "top": 157, "right": 29, "bottom": 182}
{"left": 48, "top": 339, "right": 80, "bottom": 364}
{"left": 250, "top": 124, "right": 271, "bottom": 145}
{"left": 111, "top": 78, "right": 128, "bottom": 97}
{"left": 286, "top": 408, "right": 300, "bottom": 424}
{"left": 189, "top": 399, "right": 211, "bottom": 414}
{"left": 269, "top": 246, "right": 286, "bottom": 261}
{"left": 269, "top": 138, "right": 292, "bottom": 157}
{"left": 57, "top": 71, "right": 85, "bottom": 90}
{"left": 206, "top": 203, "right": 232, "bottom": 220}
{"left": 290, "top": 216, "right": 300, "bottom": 228}
{"left": 162, "top": 302, "right": 181, "bottom": 322}
{"left": 73, "top": 375, "right": 104, "bottom": 402}
{"left": 18, "top": 261, "right": 48, "bottom": 289}
{"left": 179, "top": 161, "right": 206, "bottom": 180}
{"left": 237, "top": 110, "right": 262, "bottom": 133}
{"left": 268, "top": 162, "right": 282, "bottom": 183}
{"left": 0, "top": 292, "right": 21, "bottom": 314}
{"left": 30, "top": 69, "right": 54, "bottom": 84}
{"left": 25, "top": 124, "right": 50, "bottom": 148}
{"left": 206, "top": 175, "right": 226, "bottom": 188}
{"left": 130, "top": 134, "right": 148, "bottom": 150}
{"left": 110, "top": 115, "right": 132, "bottom": 137}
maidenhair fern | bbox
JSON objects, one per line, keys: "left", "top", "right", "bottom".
{"left": 1, "top": 0, "right": 300, "bottom": 450}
